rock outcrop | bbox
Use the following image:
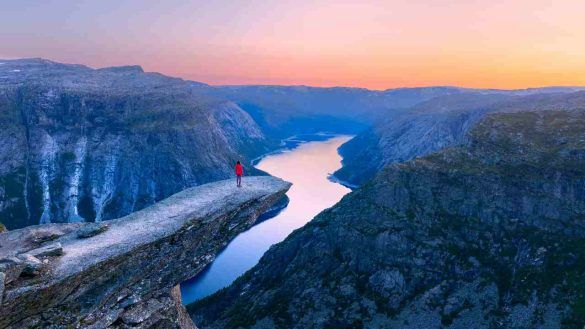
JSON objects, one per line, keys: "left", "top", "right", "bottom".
{"left": 190, "top": 110, "right": 585, "bottom": 328}
{"left": 0, "top": 58, "right": 274, "bottom": 230}
{"left": 0, "top": 176, "right": 291, "bottom": 328}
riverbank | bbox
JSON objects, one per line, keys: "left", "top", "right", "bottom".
{"left": 180, "top": 134, "right": 352, "bottom": 305}
{"left": 250, "top": 132, "right": 345, "bottom": 165}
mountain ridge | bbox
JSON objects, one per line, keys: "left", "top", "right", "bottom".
{"left": 3, "top": 57, "right": 585, "bottom": 231}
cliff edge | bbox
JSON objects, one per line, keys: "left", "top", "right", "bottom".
{"left": 0, "top": 176, "right": 291, "bottom": 328}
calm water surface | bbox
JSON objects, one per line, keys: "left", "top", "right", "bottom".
{"left": 180, "top": 135, "right": 352, "bottom": 304}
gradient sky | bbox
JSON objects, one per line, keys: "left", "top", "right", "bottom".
{"left": 2, "top": 0, "right": 585, "bottom": 89}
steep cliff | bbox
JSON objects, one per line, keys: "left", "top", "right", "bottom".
{"left": 0, "top": 59, "right": 274, "bottom": 229}
{"left": 0, "top": 176, "right": 291, "bottom": 328}
{"left": 190, "top": 110, "right": 585, "bottom": 328}
{"left": 334, "top": 91, "right": 585, "bottom": 186}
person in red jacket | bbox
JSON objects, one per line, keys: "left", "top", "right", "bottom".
{"left": 235, "top": 161, "right": 244, "bottom": 187}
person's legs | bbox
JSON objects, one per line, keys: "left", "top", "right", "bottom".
{"left": 237, "top": 175, "right": 241, "bottom": 187}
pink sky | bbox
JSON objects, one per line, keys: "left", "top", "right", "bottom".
{"left": 2, "top": 0, "right": 585, "bottom": 89}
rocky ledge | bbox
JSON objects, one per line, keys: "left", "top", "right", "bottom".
{"left": 0, "top": 176, "right": 291, "bottom": 329}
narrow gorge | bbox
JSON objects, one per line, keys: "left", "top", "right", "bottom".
{"left": 190, "top": 110, "right": 585, "bottom": 328}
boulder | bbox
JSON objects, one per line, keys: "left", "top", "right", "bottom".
{"left": 77, "top": 223, "right": 109, "bottom": 239}
{"left": 0, "top": 257, "right": 25, "bottom": 283}
{"left": 18, "top": 254, "right": 43, "bottom": 276}
{"left": 25, "top": 242, "right": 63, "bottom": 258}
{"left": 28, "top": 228, "right": 66, "bottom": 245}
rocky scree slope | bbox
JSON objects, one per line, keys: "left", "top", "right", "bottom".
{"left": 190, "top": 110, "right": 585, "bottom": 328}
{"left": 0, "top": 176, "right": 291, "bottom": 329}
{"left": 334, "top": 90, "right": 585, "bottom": 186}
{"left": 0, "top": 58, "right": 273, "bottom": 230}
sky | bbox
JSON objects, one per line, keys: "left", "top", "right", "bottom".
{"left": 1, "top": 0, "right": 585, "bottom": 90}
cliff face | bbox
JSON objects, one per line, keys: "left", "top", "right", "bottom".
{"left": 0, "top": 176, "right": 291, "bottom": 328}
{"left": 0, "top": 59, "right": 273, "bottom": 230}
{"left": 334, "top": 91, "right": 585, "bottom": 186}
{"left": 190, "top": 110, "right": 585, "bottom": 328}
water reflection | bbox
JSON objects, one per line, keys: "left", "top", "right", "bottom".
{"left": 180, "top": 135, "right": 352, "bottom": 304}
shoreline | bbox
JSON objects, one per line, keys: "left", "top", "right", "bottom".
{"left": 327, "top": 173, "right": 359, "bottom": 190}
{"left": 250, "top": 132, "right": 350, "bottom": 166}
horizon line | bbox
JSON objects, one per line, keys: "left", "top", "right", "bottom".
{"left": 3, "top": 57, "right": 585, "bottom": 92}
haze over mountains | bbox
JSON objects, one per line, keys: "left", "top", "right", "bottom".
{"left": 1, "top": 58, "right": 585, "bottom": 230}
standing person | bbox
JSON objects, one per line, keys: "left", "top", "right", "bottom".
{"left": 235, "top": 161, "right": 244, "bottom": 187}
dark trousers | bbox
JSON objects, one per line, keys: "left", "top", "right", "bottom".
{"left": 236, "top": 175, "right": 242, "bottom": 186}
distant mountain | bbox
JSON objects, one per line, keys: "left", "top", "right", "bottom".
{"left": 203, "top": 85, "right": 468, "bottom": 137}
{"left": 334, "top": 90, "right": 585, "bottom": 186}
{"left": 190, "top": 109, "right": 585, "bottom": 328}
{"left": 204, "top": 85, "right": 585, "bottom": 138}
{"left": 201, "top": 84, "right": 585, "bottom": 188}
{"left": 0, "top": 58, "right": 273, "bottom": 229}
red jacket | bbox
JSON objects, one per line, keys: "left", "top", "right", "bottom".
{"left": 235, "top": 163, "right": 244, "bottom": 176}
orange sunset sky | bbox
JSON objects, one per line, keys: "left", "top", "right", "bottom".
{"left": 1, "top": 0, "right": 585, "bottom": 90}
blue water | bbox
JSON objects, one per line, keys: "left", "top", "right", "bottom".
{"left": 180, "top": 135, "right": 352, "bottom": 304}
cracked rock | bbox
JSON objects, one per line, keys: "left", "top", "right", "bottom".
{"left": 0, "top": 257, "right": 25, "bottom": 283}
{"left": 26, "top": 242, "right": 63, "bottom": 258}
{"left": 121, "top": 299, "right": 164, "bottom": 325}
